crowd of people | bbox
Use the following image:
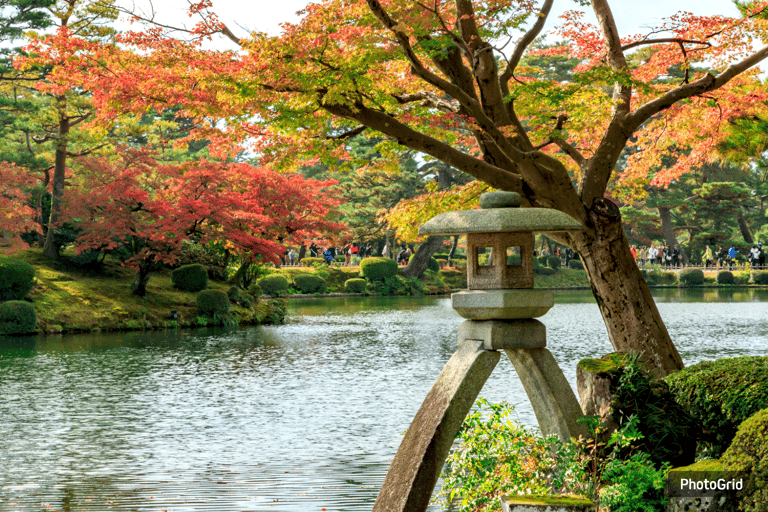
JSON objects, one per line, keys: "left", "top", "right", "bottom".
{"left": 630, "top": 243, "right": 766, "bottom": 269}
{"left": 279, "top": 242, "right": 377, "bottom": 266}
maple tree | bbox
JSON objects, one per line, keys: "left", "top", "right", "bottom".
{"left": 21, "top": 0, "right": 768, "bottom": 375}
{"left": 68, "top": 147, "right": 343, "bottom": 295}
{"left": 0, "top": 161, "right": 38, "bottom": 252}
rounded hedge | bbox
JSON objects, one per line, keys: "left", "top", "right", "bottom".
{"left": 258, "top": 274, "right": 289, "bottom": 296}
{"left": 301, "top": 257, "right": 325, "bottom": 267}
{"left": 247, "top": 283, "right": 262, "bottom": 299}
{"left": 679, "top": 268, "right": 705, "bottom": 286}
{"left": 0, "top": 300, "right": 37, "bottom": 335}
{"left": 535, "top": 266, "right": 556, "bottom": 276}
{"left": 360, "top": 257, "right": 399, "bottom": 281}
{"left": 665, "top": 356, "right": 768, "bottom": 457}
{"left": 717, "top": 270, "right": 735, "bottom": 284}
{"left": 344, "top": 278, "right": 367, "bottom": 294}
{"left": 568, "top": 259, "right": 584, "bottom": 270}
{"left": 196, "top": 289, "right": 230, "bottom": 316}
{"left": 721, "top": 408, "right": 768, "bottom": 512}
{"left": 537, "top": 255, "right": 549, "bottom": 266}
{"left": 171, "top": 264, "right": 208, "bottom": 292}
{"left": 0, "top": 257, "right": 35, "bottom": 301}
{"left": 292, "top": 273, "right": 327, "bottom": 294}
{"left": 546, "top": 255, "right": 561, "bottom": 269}
{"left": 752, "top": 270, "right": 768, "bottom": 285}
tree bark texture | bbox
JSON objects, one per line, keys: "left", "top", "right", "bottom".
{"left": 399, "top": 235, "right": 445, "bottom": 278}
{"left": 43, "top": 103, "right": 69, "bottom": 260}
{"left": 572, "top": 200, "right": 683, "bottom": 376}
{"left": 736, "top": 208, "right": 754, "bottom": 244}
{"left": 131, "top": 261, "right": 154, "bottom": 297}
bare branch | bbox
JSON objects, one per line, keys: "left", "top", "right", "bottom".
{"left": 326, "top": 125, "right": 366, "bottom": 140}
{"left": 501, "top": 0, "right": 553, "bottom": 83}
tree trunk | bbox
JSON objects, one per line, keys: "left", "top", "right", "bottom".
{"left": 448, "top": 235, "right": 458, "bottom": 261}
{"left": 736, "top": 208, "right": 754, "bottom": 244}
{"left": 229, "top": 256, "right": 252, "bottom": 287}
{"left": 658, "top": 206, "right": 689, "bottom": 265}
{"left": 131, "top": 261, "right": 154, "bottom": 297}
{"left": 572, "top": 199, "right": 684, "bottom": 377}
{"left": 399, "top": 235, "right": 445, "bottom": 278}
{"left": 43, "top": 101, "right": 69, "bottom": 260}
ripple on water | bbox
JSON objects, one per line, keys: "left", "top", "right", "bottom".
{"left": 1, "top": 291, "right": 766, "bottom": 511}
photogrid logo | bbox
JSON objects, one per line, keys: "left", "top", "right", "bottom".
{"left": 666, "top": 471, "right": 747, "bottom": 499}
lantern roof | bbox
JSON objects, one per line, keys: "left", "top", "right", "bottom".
{"left": 418, "top": 192, "right": 583, "bottom": 236}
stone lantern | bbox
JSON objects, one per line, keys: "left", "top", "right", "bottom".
{"left": 372, "top": 192, "right": 590, "bottom": 512}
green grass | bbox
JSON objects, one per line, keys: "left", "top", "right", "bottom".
{"left": 6, "top": 249, "right": 284, "bottom": 334}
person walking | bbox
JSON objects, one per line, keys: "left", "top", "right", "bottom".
{"left": 703, "top": 245, "right": 713, "bottom": 268}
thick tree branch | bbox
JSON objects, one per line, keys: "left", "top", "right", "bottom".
{"left": 500, "top": 0, "right": 553, "bottom": 84}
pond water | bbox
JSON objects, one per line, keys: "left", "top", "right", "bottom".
{"left": 1, "top": 289, "right": 767, "bottom": 512}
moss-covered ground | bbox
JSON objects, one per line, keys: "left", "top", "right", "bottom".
{"left": 9, "top": 249, "right": 285, "bottom": 334}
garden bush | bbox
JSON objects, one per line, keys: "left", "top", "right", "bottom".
{"left": 721, "top": 408, "right": 768, "bottom": 512}
{"left": 717, "top": 270, "right": 735, "bottom": 285}
{"left": 176, "top": 241, "right": 228, "bottom": 280}
{"left": 537, "top": 255, "right": 549, "bottom": 266}
{"left": 292, "top": 273, "right": 327, "bottom": 294}
{"left": 678, "top": 268, "right": 704, "bottom": 286}
{"left": 409, "top": 254, "right": 440, "bottom": 273}
{"left": 734, "top": 270, "right": 750, "bottom": 285}
{"left": 535, "top": 266, "right": 556, "bottom": 275}
{"left": 568, "top": 259, "right": 584, "bottom": 270}
{"left": 301, "top": 257, "right": 325, "bottom": 267}
{"left": 171, "top": 263, "right": 208, "bottom": 292}
{"left": 546, "top": 255, "right": 561, "bottom": 269}
{"left": 227, "top": 286, "right": 252, "bottom": 307}
{"left": 0, "top": 301, "right": 37, "bottom": 335}
{"left": 0, "top": 257, "right": 35, "bottom": 300}
{"left": 344, "top": 278, "right": 367, "bottom": 294}
{"left": 247, "top": 283, "right": 262, "bottom": 299}
{"left": 753, "top": 270, "right": 768, "bottom": 285}
{"left": 258, "top": 274, "right": 289, "bottom": 296}
{"left": 665, "top": 356, "right": 768, "bottom": 457}
{"left": 360, "top": 257, "right": 398, "bottom": 281}
{"left": 196, "top": 289, "right": 230, "bottom": 316}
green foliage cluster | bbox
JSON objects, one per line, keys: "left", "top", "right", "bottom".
{"left": 176, "top": 241, "right": 228, "bottom": 280}
{"left": 291, "top": 273, "right": 327, "bottom": 294}
{"left": 568, "top": 259, "right": 584, "bottom": 270}
{"left": 717, "top": 270, "right": 735, "bottom": 284}
{"left": 665, "top": 356, "right": 768, "bottom": 457}
{"left": 360, "top": 257, "right": 398, "bottom": 281}
{"left": 610, "top": 356, "right": 699, "bottom": 468}
{"left": 546, "top": 255, "right": 561, "bottom": 269}
{"left": 721, "top": 408, "right": 768, "bottom": 512}
{"left": 171, "top": 264, "right": 209, "bottom": 292}
{"left": 598, "top": 452, "right": 668, "bottom": 512}
{"left": 641, "top": 269, "right": 677, "bottom": 285}
{"left": 435, "top": 399, "right": 585, "bottom": 512}
{"left": 227, "top": 286, "right": 252, "bottom": 308}
{"left": 366, "top": 275, "right": 425, "bottom": 296}
{"left": 196, "top": 289, "right": 230, "bottom": 317}
{"left": 753, "top": 270, "right": 768, "bottom": 284}
{"left": 678, "top": 268, "right": 704, "bottom": 286}
{"left": 0, "top": 300, "right": 37, "bottom": 335}
{"left": 536, "top": 266, "right": 556, "bottom": 276}
{"left": 247, "top": 283, "right": 262, "bottom": 299}
{"left": 344, "top": 278, "right": 367, "bottom": 293}
{"left": 300, "top": 257, "right": 325, "bottom": 267}
{"left": 258, "top": 274, "right": 289, "bottom": 296}
{"left": 0, "top": 257, "right": 35, "bottom": 300}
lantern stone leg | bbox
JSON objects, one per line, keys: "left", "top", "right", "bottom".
{"left": 371, "top": 339, "right": 500, "bottom": 512}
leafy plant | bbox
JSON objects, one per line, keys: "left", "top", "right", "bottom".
{"left": 0, "top": 257, "right": 35, "bottom": 300}
{"left": 721, "top": 408, "right": 768, "bottom": 512}
{"left": 598, "top": 452, "right": 669, "bottom": 512}
{"left": 435, "top": 399, "right": 585, "bottom": 512}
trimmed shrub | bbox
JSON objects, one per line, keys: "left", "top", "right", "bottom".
{"left": 546, "top": 255, "right": 561, "bottom": 269}
{"left": 537, "top": 255, "right": 549, "bottom": 266}
{"left": 360, "top": 257, "right": 399, "bottom": 281}
{"left": 535, "top": 266, "right": 556, "bottom": 276}
{"left": 292, "top": 273, "right": 327, "bottom": 294}
{"left": 568, "top": 259, "right": 584, "bottom": 270}
{"left": 258, "top": 274, "right": 289, "bottom": 296}
{"left": 734, "top": 271, "right": 750, "bottom": 285}
{"left": 0, "top": 257, "right": 35, "bottom": 300}
{"left": 679, "top": 268, "right": 704, "bottom": 286}
{"left": 721, "top": 408, "right": 768, "bottom": 512}
{"left": 344, "top": 278, "right": 367, "bottom": 293}
{"left": 301, "top": 257, "right": 325, "bottom": 267}
{"left": 665, "top": 356, "right": 768, "bottom": 457}
{"left": 171, "top": 264, "right": 208, "bottom": 292}
{"left": 428, "top": 257, "right": 440, "bottom": 272}
{"left": 196, "top": 289, "right": 230, "bottom": 316}
{"left": 717, "top": 270, "right": 735, "bottom": 284}
{"left": 247, "top": 283, "right": 262, "bottom": 299}
{"left": 0, "top": 300, "right": 37, "bottom": 335}
{"left": 753, "top": 270, "right": 768, "bottom": 285}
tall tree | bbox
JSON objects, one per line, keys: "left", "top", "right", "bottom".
{"left": 25, "top": 0, "right": 768, "bottom": 374}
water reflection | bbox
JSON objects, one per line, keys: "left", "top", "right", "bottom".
{"left": 1, "top": 289, "right": 766, "bottom": 511}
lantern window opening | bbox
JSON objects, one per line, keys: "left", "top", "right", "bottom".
{"left": 476, "top": 247, "right": 494, "bottom": 268}
{"left": 506, "top": 246, "right": 521, "bottom": 267}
